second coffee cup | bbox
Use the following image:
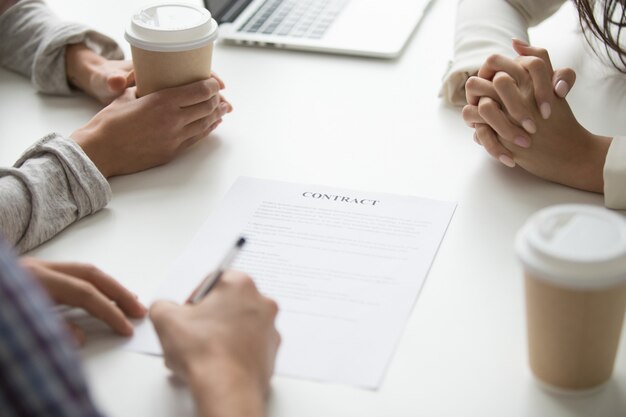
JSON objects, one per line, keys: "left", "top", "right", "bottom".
{"left": 517, "top": 204, "right": 626, "bottom": 393}
{"left": 125, "top": 3, "right": 218, "bottom": 97}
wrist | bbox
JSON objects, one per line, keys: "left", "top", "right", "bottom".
{"left": 188, "top": 358, "right": 266, "bottom": 417}
{"left": 70, "top": 126, "right": 114, "bottom": 178}
{"left": 576, "top": 132, "right": 611, "bottom": 193}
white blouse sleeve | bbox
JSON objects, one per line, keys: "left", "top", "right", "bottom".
{"left": 440, "top": 0, "right": 566, "bottom": 106}
{"left": 604, "top": 136, "right": 626, "bottom": 209}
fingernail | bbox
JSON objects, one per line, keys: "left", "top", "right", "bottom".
{"left": 124, "top": 321, "right": 134, "bottom": 335}
{"left": 512, "top": 37, "right": 529, "bottom": 47}
{"left": 219, "top": 102, "right": 229, "bottom": 115}
{"left": 499, "top": 155, "right": 516, "bottom": 168}
{"left": 514, "top": 136, "right": 530, "bottom": 148}
{"left": 555, "top": 80, "right": 570, "bottom": 98}
{"left": 521, "top": 118, "right": 536, "bottom": 134}
{"left": 473, "top": 132, "right": 481, "bottom": 145}
{"left": 540, "top": 102, "right": 551, "bottom": 119}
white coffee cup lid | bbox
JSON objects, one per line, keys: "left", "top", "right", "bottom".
{"left": 516, "top": 204, "right": 626, "bottom": 289}
{"left": 125, "top": 3, "right": 218, "bottom": 52}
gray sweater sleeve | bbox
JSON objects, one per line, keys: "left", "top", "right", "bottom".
{"left": 0, "top": 0, "right": 123, "bottom": 95}
{"left": 0, "top": 134, "right": 112, "bottom": 254}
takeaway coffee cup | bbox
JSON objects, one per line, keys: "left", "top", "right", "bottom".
{"left": 516, "top": 204, "right": 626, "bottom": 393}
{"left": 125, "top": 3, "right": 218, "bottom": 97}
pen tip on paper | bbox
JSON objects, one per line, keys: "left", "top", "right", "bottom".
{"left": 236, "top": 237, "right": 246, "bottom": 248}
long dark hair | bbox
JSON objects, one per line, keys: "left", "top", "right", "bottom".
{"left": 573, "top": 0, "right": 626, "bottom": 71}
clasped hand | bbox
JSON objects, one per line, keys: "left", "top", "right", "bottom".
{"left": 65, "top": 45, "right": 233, "bottom": 178}
{"left": 71, "top": 73, "right": 233, "bottom": 178}
{"left": 462, "top": 39, "right": 610, "bottom": 193}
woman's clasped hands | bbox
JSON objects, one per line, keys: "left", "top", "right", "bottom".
{"left": 462, "top": 39, "right": 612, "bottom": 193}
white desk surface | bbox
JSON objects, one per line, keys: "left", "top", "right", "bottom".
{"left": 2, "top": 0, "right": 626, "bottom": 416}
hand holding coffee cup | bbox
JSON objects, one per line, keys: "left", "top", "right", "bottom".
{"left": 517, "top": 205, "right": 626, "bottom": 393}
{"left": 125, "top": 3, "right": 219, "bottom": 97}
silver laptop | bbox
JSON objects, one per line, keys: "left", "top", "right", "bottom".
{"left": 203, "top": 0, "right": 433, "bottom": 58}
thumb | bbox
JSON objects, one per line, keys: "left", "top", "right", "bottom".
{"left": 117, "top": 86, "right": 138, "bottom": 102}
{"left": 552, "top": 67, "right": 576, "bottom": 98}
{"left": 149, "top": 300, "right": 181, "bottom": 325}
{"left": 512, "top": 37, "right": 530, "bottom": 56}
{"left": 126, "top": 70, "right": 136, "bottom": 88}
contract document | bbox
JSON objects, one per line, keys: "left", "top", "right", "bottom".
{"left": 127, "top": 177, "right": 456, "bottom": 389}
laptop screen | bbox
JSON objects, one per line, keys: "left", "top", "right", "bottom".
{"left": 204, "top": 0, "right": 253, "bottom": 23}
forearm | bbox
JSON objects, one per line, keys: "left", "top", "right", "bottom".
{"left": 440, "top": 0, "right": 565, "bottom": 105}
{"left": 0, "top": 0, "right": 122, "bottom": 94}
{"left": 440, "top": 0, "right": 530, "bottom": 105}
{"left": 189, "top": 361, "right": 266, "bottom": 417}
{"left": 0, "top": 134, "right": 111, "bottom": 254}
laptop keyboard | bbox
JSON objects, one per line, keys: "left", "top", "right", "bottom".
{"left": 239, "top": 0, "right": 349, "bottom": 39}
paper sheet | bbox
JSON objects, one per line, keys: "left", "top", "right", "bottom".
{"left": 126, "top": 177, "right": 456, "bottom": 389}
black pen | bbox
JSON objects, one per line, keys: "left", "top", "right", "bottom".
{"left": 190, "top": 236, "right": 246, "bottom": 304}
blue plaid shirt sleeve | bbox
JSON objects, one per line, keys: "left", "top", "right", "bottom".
{"left": 0, "top": 239, "right": 104, "bottom": 417}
